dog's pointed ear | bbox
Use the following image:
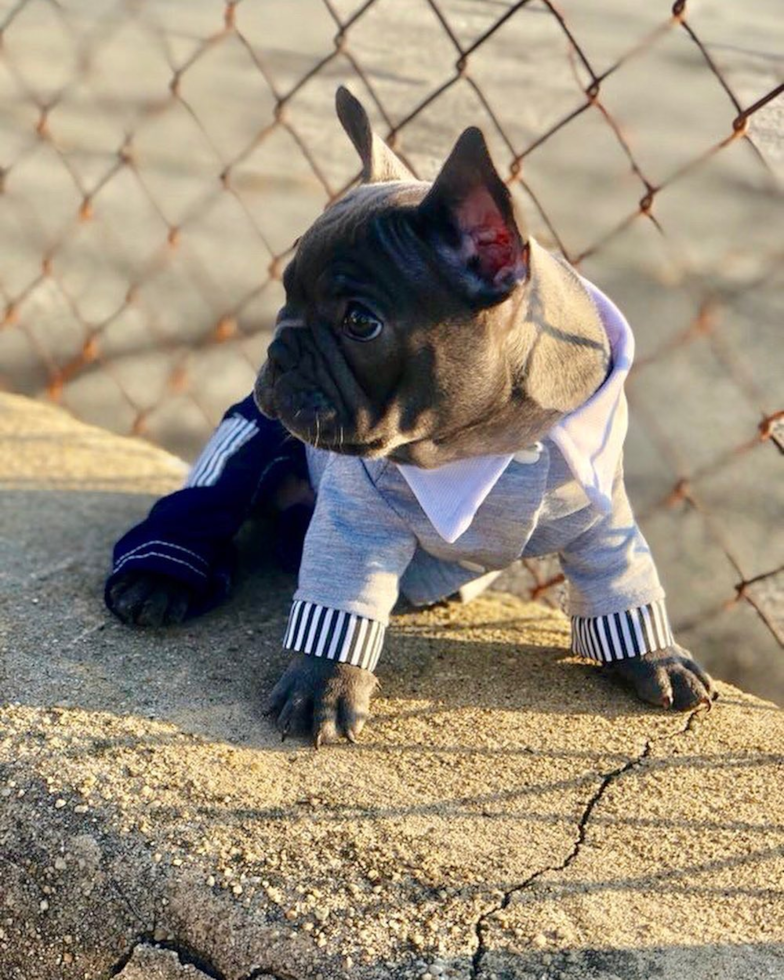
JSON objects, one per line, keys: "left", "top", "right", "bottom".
{"left": 336, "top": 86, "right": 415, "bottom": 184}
{"left": 417, "top": 127, "right": 527, "bottom": 303}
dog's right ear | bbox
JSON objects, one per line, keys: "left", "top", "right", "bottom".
{"left": 336, "top": 86, "right": 414, "bottom": 184}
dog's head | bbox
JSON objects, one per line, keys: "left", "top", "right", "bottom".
{"left": 254, "top": 87, "right": 609, "bottom": 467}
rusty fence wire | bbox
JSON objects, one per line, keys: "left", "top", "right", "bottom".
{"left": 0, "top": 0, "right": 782, "bottom": 700}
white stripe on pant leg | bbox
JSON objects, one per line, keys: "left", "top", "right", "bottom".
{"left": 206, "top": 419, "right": 258, "bottom": 485}
{"left": 201, "top": 418, "right": 253, "bottom": 485}
{"left": 113, "top": 550, "right": 209, "bottom": 578}
{"left": 186, "top": 417, "right": 243, "bottom": 487}
{"left": 199, "top": 419, "right": 258, "bottom": 486}
{"left": 187, "top": 418, "right": 240, "bottom": 486}
{"left": 117, "top": 539, "right": 210, "bottom": 568}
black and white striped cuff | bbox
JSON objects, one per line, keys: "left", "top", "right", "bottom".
{"left": 571, "top": 599, "right": 674, "bottom": 663}
{"left": 283, "top": 600, "right": 384, "bottom": 673}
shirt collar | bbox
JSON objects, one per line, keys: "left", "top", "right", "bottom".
{"left": 396, "top": 276, "right": 634, "bottom": 543}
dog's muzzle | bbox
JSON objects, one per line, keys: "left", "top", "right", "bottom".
{"left": 254, "top": 344, "right": 339, "bottom": 436}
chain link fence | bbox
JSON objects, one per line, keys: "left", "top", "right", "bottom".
{"left": 0, "top": 0, "right": 782, "bottom": 701}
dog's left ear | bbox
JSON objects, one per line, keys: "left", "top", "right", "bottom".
{"left": 417, "top": 127, "right": 527, "bottom": 305}
{"left": 336, "top": 86, "right": 415, "bottom": 184}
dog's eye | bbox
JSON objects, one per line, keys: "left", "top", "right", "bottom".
{"left": 342, "top": 302, "right": 383, "bottom": 342}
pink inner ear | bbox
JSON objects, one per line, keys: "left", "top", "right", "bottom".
{"left": 456, "top": 185, "right": 523, "bottom": 286}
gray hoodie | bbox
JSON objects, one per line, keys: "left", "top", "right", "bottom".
{"left": 283, "top": 279, "right": 672, "bottom": 673}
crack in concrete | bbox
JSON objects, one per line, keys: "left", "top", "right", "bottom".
{"left": 469, "top": 709, "right": 702, "bottom": 979}
{"left": 107, "top": 935, "right": 228, "bottom": 979}
{"left": 108, "top": 935, "right": 295, "bottom": 980}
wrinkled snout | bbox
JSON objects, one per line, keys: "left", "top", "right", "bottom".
{"left": 254, "top": 332, "right": 338, "bottom": 440}
{"left": 253, "top": 334, "right": 300, "bottom": 419}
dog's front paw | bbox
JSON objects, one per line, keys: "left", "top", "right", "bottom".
{"left": 107, "top": 571, "right": 193, "bottom": 627}
{"left": 610, "top": 644, "right": 717, "bottom": 710}
{"left": 266, "top": 653, "right": 378, "bottom": 747}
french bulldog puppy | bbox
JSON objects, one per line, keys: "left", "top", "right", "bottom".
{"left": 253, "top": 88, "right": 715, "bottom": 743}
{"left": 107, "top": 87, "right": 715, "bottom": 746}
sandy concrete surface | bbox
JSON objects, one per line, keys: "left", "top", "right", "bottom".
{"left": 0, "top": 392, "right": 783, "bottom": 980}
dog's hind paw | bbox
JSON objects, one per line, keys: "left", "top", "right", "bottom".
{"left": 107, "top": 571, "right": 192, "bottom": 627}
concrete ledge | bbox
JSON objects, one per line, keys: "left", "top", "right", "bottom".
{"left": 0, "top": 394, "right": 782, "bottom": 980}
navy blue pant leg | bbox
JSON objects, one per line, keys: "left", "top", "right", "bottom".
{"left": 105, "top": 395, "right": 311, "bottom": 617}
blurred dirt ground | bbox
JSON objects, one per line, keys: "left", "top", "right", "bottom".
{"left": 0, "top": 0, "right": 781, "bottom": 701}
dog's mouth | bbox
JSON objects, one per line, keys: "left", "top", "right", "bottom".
{"left": 310, "top": 435, "right": 389, "bottom": 457}
{"left": 287, "top": 413, "right": 391, "bottom": 459}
